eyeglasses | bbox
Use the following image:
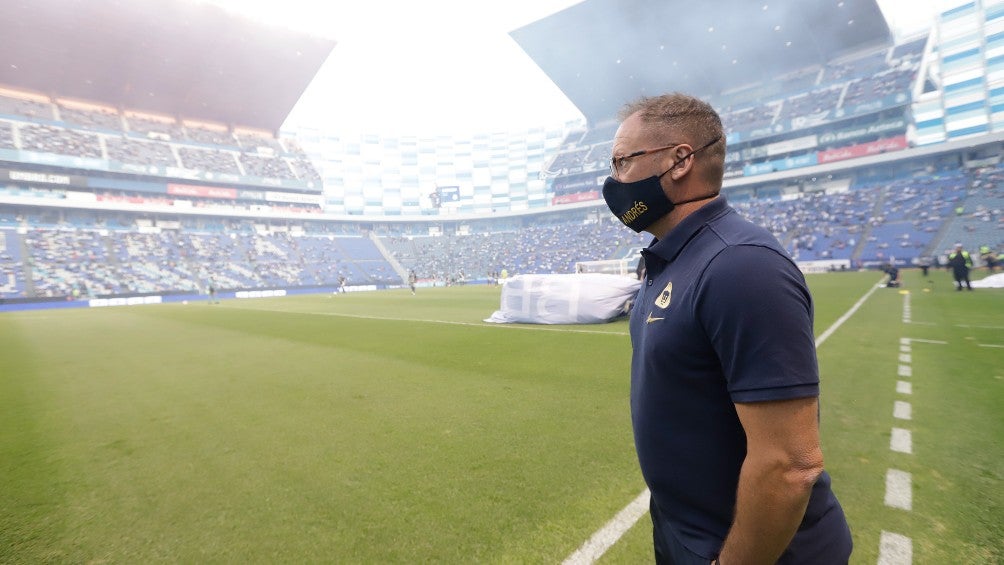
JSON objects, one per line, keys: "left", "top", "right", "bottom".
{"left": 610, "top": 143, "right": 682, "bottom": 178}
{"left": 610, "top": 136, "right": 722, "bottom": 178}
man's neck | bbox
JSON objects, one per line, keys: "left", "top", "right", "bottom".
{"left": 647, "top": 194, "right": 719, "bottom": 239}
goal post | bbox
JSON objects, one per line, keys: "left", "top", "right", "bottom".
{"left": 574, "top": 258, "right": 638, "bottom": 276}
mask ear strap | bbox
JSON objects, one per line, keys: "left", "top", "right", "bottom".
{"left": 659, "top": 136, "right": 721, "bottom": 179}
{"left": 670, "top": 192, "right": 719, "bottom": 206}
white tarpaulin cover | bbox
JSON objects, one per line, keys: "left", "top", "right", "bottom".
{"left": 972, "top": 273, "right": 1004, "bottom": 288}
{"left": 484, "top": 273, "right": 642, "bottom": 324}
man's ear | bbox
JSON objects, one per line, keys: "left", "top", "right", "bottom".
{"left": 669, "top": 147, "right": 693, "bottom": 179}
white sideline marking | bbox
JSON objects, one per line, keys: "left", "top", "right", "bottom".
{"left": 878, "top": 531, "right": 913, "bottom": 564}
{"left": 897, "top": 365, "right": 912, "bottom": 377}
{"left": 899, "top": 337, "right": 910, "bottom": 345}
{"left": 905, "top": 321, "right": 935, "bottom": 326}
{"left": 890, "top": 428, "right": 913, "bottom": 454}
{"left": 563, "top": 279, "right": 884, "bottom": 564}
{"left": 978, "top": 343, "right": 1004, "bottom": 349}
{"left": 905, "top": 338, "right": 947, "bottom": 345}
{"left": 898, "top": 353, "right": 911, "bottom": 364}
{"left": 561, "top": 489, "right": 650, "bottom": 565}
{"left": 815, "top": 279, "right": 884, "bottom": 348}
{"left": 885, "top": 469, "right": 912, "bottom": 510}
{"left": 227, "top": 306, "right": 630, "bottom": 336}
{"left": 893, "top": 401, "right": 911, "bottom": 420}
{"left": 957, "top": 324, "right": 1004, "bottom": 330}
{"left": 896, "top": 381, "right": 912, "bottom": 395}
{"left": 899, "top": 345, "right": 910, "bottom": 353}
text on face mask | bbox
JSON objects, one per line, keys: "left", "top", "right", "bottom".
{"left": 620, "top": 200, "right": 649, "bottom": 225}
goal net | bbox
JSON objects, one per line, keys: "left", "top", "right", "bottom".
{"left": 574, "top": 258, "right": 638, "bottom": 277}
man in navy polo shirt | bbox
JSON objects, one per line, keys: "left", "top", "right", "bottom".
{"left": 602, "top": 93, "right": 851, "bottom": 564}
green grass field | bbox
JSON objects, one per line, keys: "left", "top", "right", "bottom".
{"left": 1, "top": 269, "right": 1001, "bottom": 563}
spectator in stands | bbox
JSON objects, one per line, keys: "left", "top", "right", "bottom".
{"left": 948, "top": 243, "right": 974, "bottom": 291}
{"left": 603, "top": 92, "right": 851, "bottom": 564}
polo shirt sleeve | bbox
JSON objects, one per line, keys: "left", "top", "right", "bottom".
{"left": 696, "top": 244, "right": 819, "bottom": 403}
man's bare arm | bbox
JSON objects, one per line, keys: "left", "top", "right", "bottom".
{"left": 716, "top": 396, "right": 824, "bottom": 564}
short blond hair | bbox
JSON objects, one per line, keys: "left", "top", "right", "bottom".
{"left": 619, "top": 93, "right": 726, "bottom": 187}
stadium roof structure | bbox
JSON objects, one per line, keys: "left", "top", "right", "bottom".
{"left": 0, "top": 0, "right": 336, "bottom": 132}
{"left": 511, "top": 0, "right": 892, "bottom": 125}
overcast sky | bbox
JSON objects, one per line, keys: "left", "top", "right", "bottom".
{"left": 195, "top": 0, "right": 956, "bottom": 136}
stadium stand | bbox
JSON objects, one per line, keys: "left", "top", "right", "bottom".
{"left": 105, "top": 137, "right": 179, "bottom": 168}
{"left": 57, "top": 104, "right": 123, "bottom": 131}
{"left": 0, "top": 0, "right": 1001, "bottom": 305}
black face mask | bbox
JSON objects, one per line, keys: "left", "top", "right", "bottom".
{"left": 602, "top": 137, "right": 721, "bottom": 233}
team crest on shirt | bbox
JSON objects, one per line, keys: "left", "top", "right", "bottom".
{"left": 654, "top": 281, "right": 672, "bottom": 309}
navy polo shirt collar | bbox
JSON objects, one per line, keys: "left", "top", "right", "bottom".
{"left": 646, "top": 196, "right": 730, "bottom": 264}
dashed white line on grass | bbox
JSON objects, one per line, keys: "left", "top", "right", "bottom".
{"left": 878, "top": 531, "right": 913, "bottom": 565}
{"left": 896, "top": 381, "right": 912, "bottom": 395}
{"left": 885, "top": 469, "right": 913, "bottom": 510}
{"left": 905, "top": 338, "right": 947, "bottom": 345}
{"left": 897, "top": 365, "right": 912, "bottom": 377}
{"left": 893, "top": 401, "right": 911, "bottom": 420}
{"left": 898, "top": 353, "right": 911, "bottom": 364}
{"left": 978, "top": 343, "right": 1004, "bottom": 349}
{"left": 890, "top": 428, "right": 913, "bottom": 454}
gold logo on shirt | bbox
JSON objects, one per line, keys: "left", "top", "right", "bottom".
{"left": 654, "top": 281, "right": 672, "bottom": 309}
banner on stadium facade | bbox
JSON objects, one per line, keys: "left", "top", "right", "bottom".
{"left": 816, "top": 135, "right": 908, "bottom": 164}
{"left": 1, "top": 168, "right": 87, "bottom": 187}
{"left": 64, "top": 191, "right": 97, "bottom": 202}
{"left": 743, "top": 152, "right": 819, "bottom": 176}
{"left": 167, "top": 183, "right": 237, "bottom": 199}
{"left": 765, "top": 134, "right": 819, "bottom": 157}
{"left": 775, "top": 153, "right": 818, "bottom": 171}
{"left": 817, "top": 117, "right": 908, "bottom": 145}
{"left": 87, "top": 177, "right": 167, "bottom": 193}
{"left": 264, "top": 191, "right": 323, "bottom": 205}
{"left": 237, "top": 189, "right": 267, "bottom": 201}
{"left": 115, "top": 162, "right": 164, "bottom": 176}
{"left": 741, "top": 145, "right": 769, "bottom": 161}
{"left": 484, "top": 273, "right": 641, "bottom": 324}
{"left": 552, "top": 191, "right": 600, "bottom": 205}
{"left": 744, "top": 161, "right": 776, "bottom": 176}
